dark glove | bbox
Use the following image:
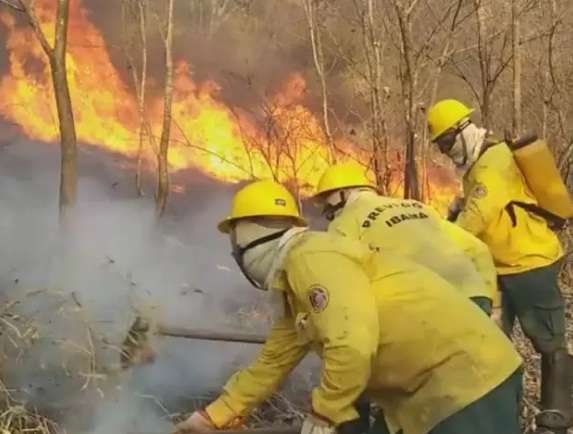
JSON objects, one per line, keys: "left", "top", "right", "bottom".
{"left": 447, "top": 196, "right": 464, "bottom": 222}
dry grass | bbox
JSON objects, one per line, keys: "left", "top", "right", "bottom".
{"left": 0, "top": 380, "right": 61, "bottom": 434}
{"left": 0, "top": 295, "right": 59, "bottom": 434}
{"left": 248, "top": 393, "right": 305, "bottom": 428}
{"left": 0, "top": 289, "right": 113, "bottom": 434}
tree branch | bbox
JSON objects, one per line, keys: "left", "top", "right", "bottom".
{"left": 406, "top": 0, "right": 422, "bottom": 17}
{"left": 0, "top": 0, "right": 24, "bottom": 12}
{"left": 19, "top": 0, "right": 53, "bottom": 56}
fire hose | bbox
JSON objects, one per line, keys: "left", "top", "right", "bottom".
{"left": 121, "top": 316, "right": 267, "bottom": 368}
{"left": 157, "top": 324, "right": 267, "bottom": 344}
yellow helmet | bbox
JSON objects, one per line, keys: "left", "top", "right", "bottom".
{"left": 217, "top": 179, "right": 307, "bottom": 233}
{"left": 427, "top": 99, "right": 474, "bottom": 141}
{"left": 314, "top": 161, "right": 375, "bottom": 198}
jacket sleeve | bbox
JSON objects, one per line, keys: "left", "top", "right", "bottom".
{"left": 287, "top": 252, "right": 379, "bottom": 425}
{"left": 205, "top": 316, "right": 309, "bottom": 427}
{"left": 457, "top": 171, "right": 508, "bottom": 237}
{"left": 439, "top": 219, "right": 500, "bottom": 306}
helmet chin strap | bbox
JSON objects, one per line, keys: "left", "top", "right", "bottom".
{"left": 231, "top": 228, "right": 289, "bottom": 290}
{"left": 322, "top": 190, "right": 348, "bottom": 221}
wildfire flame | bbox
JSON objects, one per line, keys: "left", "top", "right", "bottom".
{"left": 0, "top": 0, "right": 458, "bottom": 207}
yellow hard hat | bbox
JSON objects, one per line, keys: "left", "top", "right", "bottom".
{"left": 217, "top": 179, "right": 307, "bottom": 233}
{"left": 314, "top": 161, "right": 375, "bottom": 198}
{"left": 427, "top": 99, "right": 474, "bottom": 141}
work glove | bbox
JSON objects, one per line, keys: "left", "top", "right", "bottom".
{"left": 172, "top": 410, "right": 216, "bottom": 434}
{"left": 447, "top": 196, "right": 464, "bottom": 222}
{"left": 300, "top": 413, "right": 336, "bottom": 434}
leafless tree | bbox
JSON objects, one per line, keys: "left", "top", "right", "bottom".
{"left": 189, "top": 0, "right": 250, "bottom": 37}
{"left": 1, "top": 0, "right": 77, "bottom": 218}
{"left": 511, "top": 0, "right": 522, "bottom": 137}
{"left": 232, "top": 89, "right": 331, "bottom": 203}
{"left": 390, "top": 0, "right": 421, "bottom": 199}
{"left": 303, "top": 0, "right": 335, "bottom": 161}
{"left": 156, "top": 0, "right": 175, "bottom": 217}
{"left": 385, "top": 0, "right": 462, "bottom": 199}
{"left": 420, "top": 0, "right": 464, "bottom": 200}
{"left": 356, "top": 0, "right": 392, "bottom": 192}
{"left": 446, "top": 0, "right": 513, "bottom": 130}
{"left": 122, "top": 0, "right": 149, "bottom": 197}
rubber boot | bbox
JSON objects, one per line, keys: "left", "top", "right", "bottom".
{"left": 534, "top": 350, "right": 573, "bottom": 434}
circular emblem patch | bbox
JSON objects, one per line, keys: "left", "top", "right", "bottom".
{"left": 308, "top": 286, "right": 329, "bottom": 313}
{"left": 472, "top": 183, "right": 488, "bottom": 199}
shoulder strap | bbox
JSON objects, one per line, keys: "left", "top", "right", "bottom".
{"left": 505, "top": 201, "right": 567, "bottom": 231}
{"left": 504, "top": 131, "right": 539, "bottom": 150}
{"left": 502, "top": 132, "right": 566, "bottom": 230}
{"left": 477, "top": 137, "right": 504, "bottom": 159}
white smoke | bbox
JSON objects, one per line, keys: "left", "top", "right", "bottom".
{"left": 0, "top": 139, "right": 317, "bottom": 433}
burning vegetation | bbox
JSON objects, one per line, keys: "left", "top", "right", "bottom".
{"left": 0, "top": 0, "right": 460, "bottom": 208}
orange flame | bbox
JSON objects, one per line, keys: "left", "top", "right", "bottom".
{"left": 0, "top": 0, "right": 458, "bottom": 210}
{"left": 0, "top": 1, "right": 137, "bottom": 149}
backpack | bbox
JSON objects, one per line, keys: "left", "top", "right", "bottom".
{"left": 503, "top": 133, "right": 573, "bottom": 231}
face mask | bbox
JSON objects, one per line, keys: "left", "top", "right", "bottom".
{"left": 321, "top": 190, "right": 348, "bottom": 221}
{"left": 449, "top": 122, "right": 487, "bottom": 169}
{"left": 448, "top": 134, "right": 470, "bottom": 167}
{"left": 434, "top": 120, "right": 471, "bottom": 167}
{"left": 231, "top": 227, "right": 288, "bottom": 290}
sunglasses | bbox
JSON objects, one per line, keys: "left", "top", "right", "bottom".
{"left": 435, "top": 130, "right": 458, "bottom": 154}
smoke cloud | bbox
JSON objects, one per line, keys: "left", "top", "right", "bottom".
{"left": 0, "top": 139, "right": 317, "bottom": 433}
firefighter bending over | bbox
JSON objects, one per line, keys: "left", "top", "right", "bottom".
{"left": 174, "top": 179, "right": 523, "bottom": 434}
{"left": 312, "top": 161, "right": 499, "bottom": 315}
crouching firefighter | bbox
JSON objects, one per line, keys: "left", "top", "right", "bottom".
{"left": 173, "top": 179, "right": 524, "bottom": 434}
{"left": 312, "top": 161, "right": 499, "bottom": 315}
{"left": 427, "top": 98, "right": 573, "bottom": 434}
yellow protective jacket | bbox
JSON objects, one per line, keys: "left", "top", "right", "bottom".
{"left": 206, "top": 231, "right": 522, "bottom": 434}
{"left": 328, "top": 191, "right": 498, "bottom": 304}
{"left": 458, "top": 142, "right": 563, "bottom": 275}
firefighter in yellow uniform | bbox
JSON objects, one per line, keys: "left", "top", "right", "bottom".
{"left": 173, "top": 180, "right": 523, "bottom": 434}
{"left": 427, "top": 98, "right": 573, "bottom": 434}
{"left": 312, "top": 161, "right": 499, "bottom": 315}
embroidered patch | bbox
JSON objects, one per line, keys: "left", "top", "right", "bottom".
{"left": 308, "top": 286, "right": 329, "bottom": 312}
{"left": 472, "top": 183, "right": 488, "bottom": 199}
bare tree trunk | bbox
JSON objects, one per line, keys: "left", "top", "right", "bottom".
{"left": 122, "top": 0, "right": 149, "bottom": 196}
{"left": 303, "top": 0, "right": 335, "bottom": 161}
{"left": 361, "top": 0, "right": 390, "bottom": 193}
{"left": 511, "top": 0, "right": 522, "bottom": 137}
{"left": 474, "top": 0, "right": 491, "bottom": 129}
{"left": 11, "top": 0, "right": 77, "bottom": 218}
{"left": 135, "top": 0, "right": 148, "bottom": 196}
{"left": 542, "top": 0, "right": 558, "bottom": 138}
{"left": 156, "top": 0, "right": 174, "bottom": 217}
{"left": 541, "top": 57, "right": 549, "bottom": 138}
{"left": 52, "top": 0, "right": 77, "bottom": 216}
{"left": 394, "top": 0, "right": 420, "bottom": 200}
{"left": 419, "top": 0, "right": 463, "bottom": 200}
{"left": 421, "top": 39, "right": 452, "bottom": 200}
